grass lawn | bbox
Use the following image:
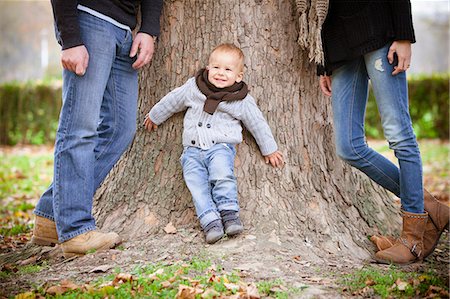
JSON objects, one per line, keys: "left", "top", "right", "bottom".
{"left": 0, "top": 141, "right": 448, "bottom": 298}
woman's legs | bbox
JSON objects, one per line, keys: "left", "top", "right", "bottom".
{"left": 364, "top": 44, "right": 423, "bottom": 213}
{"left": 331, "top": 57, "right": 402, "bottom": 199}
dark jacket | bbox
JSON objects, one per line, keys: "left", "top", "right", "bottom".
{"left": 51, "top": 0, "right": 163, "bottom": 50}
{"left": 318, "top": 0, "right": 415, "bottom": 75}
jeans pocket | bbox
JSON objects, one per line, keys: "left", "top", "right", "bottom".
{"left": 180, "top": 147, "right": 188, "bottom": 164}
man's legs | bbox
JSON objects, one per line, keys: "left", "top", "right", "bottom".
{"left": 34, "top": 11, "right": 137, "bottom": 243}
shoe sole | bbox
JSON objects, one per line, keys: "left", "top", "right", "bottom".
{"left": 225, "top": 225, "right": 243, "bottom": 236}
{"left": 62, "top": 238, "right": 122, "bottom": 258}
{"left": 374, "top": 257, "right": 422, "bottom": 265}
{"left": 206, "top": 233, "right": 224, "bottom": 244}
{"left": 31, "top": 235, "right": 58, "bottom": 246}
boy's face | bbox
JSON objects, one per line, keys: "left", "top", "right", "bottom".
{"left": 207, "top": 51, "right": 244, "bottom": 88}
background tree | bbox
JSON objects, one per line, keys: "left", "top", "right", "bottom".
{"left": 93, "top": 0, "right": 400, "bottom": 261}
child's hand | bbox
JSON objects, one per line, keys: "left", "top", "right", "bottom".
{"left": 264, "top": 151, "right": 284, "bottom": 168}
{"left": 143, "top": 114, "right": 158, "bottom": 132}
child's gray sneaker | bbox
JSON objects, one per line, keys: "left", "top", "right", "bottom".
{"left": 204, "top": 219, "right": 224, "bottom": 244}
{"left": 220, "top": 210, "right": 244, "bottom": 236}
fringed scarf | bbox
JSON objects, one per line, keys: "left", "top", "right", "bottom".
{"left": 195, "top": 68, "right": 249, "bottom": 115}
{"left": 295, "top": 0, "right": 329, "bottom": 64}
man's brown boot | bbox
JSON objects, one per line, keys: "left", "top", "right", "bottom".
{"left": 375, "top": 211, "right": 428, "bottom": 264}
{"left": 61, "top": 230, "right": 122, "bottom": 258}
{"left": 31, "top": 216, "right": 59, "bottom": 246}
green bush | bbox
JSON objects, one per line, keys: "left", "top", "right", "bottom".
{"left": 0, "top": 81, "right": 61, "bottom": 145}
{"left": 0, "top": 74, "right": 447, "bottom": 145}
{"left": 366, "top": 73, "right": 449, "bottom": 139}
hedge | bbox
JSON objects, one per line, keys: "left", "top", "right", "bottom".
{"left": 365, "top": 74, "right": 449, "bottom": 139}
{"left": 0, "top": 81, "right": 61, "bottom": 145}
{"left": 0, "top": 75, "right": 448, "bottom": 145}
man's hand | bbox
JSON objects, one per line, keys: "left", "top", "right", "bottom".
{"left": 264, "top": 151, "right": 284, "bottom": 168}
{"left": 319, "top": 75, "right": 332, "bottom": 96}
{"left": 143, "top": 114, "right": 158, "bottom": 132}
{"left": 61, "top": 45, "right": 89, "bottom": 76}
{"left": 388, "top": 40, "right": 412, "bottom": 76}
{"left": 130, "top": 33, "right": 156, "bottom": 69}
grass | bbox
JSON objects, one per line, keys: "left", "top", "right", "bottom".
{"left": 12, "top": 258, "right": 297, "bottom": 298}
{"left": 1, "top": 141, "right": 448, "bottom": 298}
{"left": 369, "top": 139, "right": 449, "bottom": 192}
{"left": 340, "top": 265, "right": 449, "bottom": 298}
{"left": 0, "top": 147, "right": 53, "bottom": 199}
{"left": 0, "top": 146, "right": 52, "bottom": 237}
{"left": 370, "top": 139, "right": 449, "bottom": 168}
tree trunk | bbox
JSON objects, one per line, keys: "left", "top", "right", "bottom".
{"left": 94, "top": 0, "right": 400, "bottom": 261}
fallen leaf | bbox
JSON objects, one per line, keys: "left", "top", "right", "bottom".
{"left": 19, "top": 255, "right": 38, "bottom": 266}
{"left": 13, "top": 292, "right": 35, "bottom": 299}
{"left": 224, "top": 283, "right": 240, "bottom": 292}
{"left": 46, "top": 280, "right": 80, "bottom": 295}
{"left": 148, "top": 268, "right": 165, "bottom": 280}
{"left": 201, "top": 288, "right": 219, "bottom": 298}
{"left": 164, "top": 222, "right": 177, "bottom": 234}
{"left": 208, "top": 274, "right": 220, "bottom": 283}
{"left": 395, "top": 278, "right": 408, "bottom": 291}
{"left": 112, "top": 273, "right": 133, "bottom": 286}
{"left": 365, "top": 279, "right": 376, "bottom": 286}
{"left": 426, "top": 285, "right": 449, "bottom": 298}
{"left": 246, "top": 283, "right": 260, "bottom": 299}
{"left": 176, "top": 284, "right": 203, "bottom": 299}
{"left": 161, "top": 281, "right": 171, "bottom": 288}
{"left": 89, "top": 264, "right": 113, "bottom": 273}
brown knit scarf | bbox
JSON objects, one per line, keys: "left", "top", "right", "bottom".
{"left": 195, "top": 68, "right": 249, "bottom": 115}
{"left": 295, "top": 0, "right": 329, "bottom": 64}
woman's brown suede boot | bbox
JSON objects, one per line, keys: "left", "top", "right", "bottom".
{"left": 375, "top": 210, "right": 428, "bottom": 264}
{"left": 371, "top": 218, "right": 438, "bottom": 259}
{"left": 423, "top": 190, "right": 449, "bottom": 255}
{"left": 371, "top": 190, "right": 449, "bottom": 259}
{"left": 370, "top": 235, "right": 396, "bottom": 251}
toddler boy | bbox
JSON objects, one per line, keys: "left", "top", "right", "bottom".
{"left": 144, "top": 43, "right": 283, "bottom": 243}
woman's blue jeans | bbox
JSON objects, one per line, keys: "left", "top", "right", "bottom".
{"left": 180, "top": 144, "right": 240, "bottom": 229}
{"left": 331, "top": 43, "right": 424, "bottom": 213}
{"left": 34, "top": 11, "right": 138, "bottom": 242}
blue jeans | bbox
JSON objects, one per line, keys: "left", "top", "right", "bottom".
{"left": 34, "top": 11, "right": 138, "bottom": 242}
{"left": 331, "top": 43, "right": 423, "bottom": 213}
{"left": 180, "top": 144, "right": 239, "bottom": 229}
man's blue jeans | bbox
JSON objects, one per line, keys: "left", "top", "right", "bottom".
{"left": 34, "top": 11, "right": 138, "bottom": 242}
{"left": 180, "top": 144, "right": 240, "bottom": 229}
{"left": 331, "top": 43, "right": 424, "bottom": 213}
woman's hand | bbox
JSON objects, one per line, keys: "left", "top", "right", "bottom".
{"left": 388, "top": 40, "right": 412, "bottom": 75}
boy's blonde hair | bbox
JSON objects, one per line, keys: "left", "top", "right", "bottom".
{"left": 210, "top": 43, "right": 245, "bottom": 71}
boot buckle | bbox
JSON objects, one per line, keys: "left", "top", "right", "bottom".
{"left": 410, "top": 243, "right": 422, "bottom": 258}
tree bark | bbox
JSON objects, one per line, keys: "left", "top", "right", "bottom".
{"left": 94, "top": 0, "right": 400, "bottom": 260}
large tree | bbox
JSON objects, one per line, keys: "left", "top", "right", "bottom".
{"left": 93, "top": 0, "right": 400, "bottom": 261}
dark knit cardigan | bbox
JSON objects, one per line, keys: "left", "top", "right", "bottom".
{"left": 318, "top": 0, "right": 416, "bottom": 75}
